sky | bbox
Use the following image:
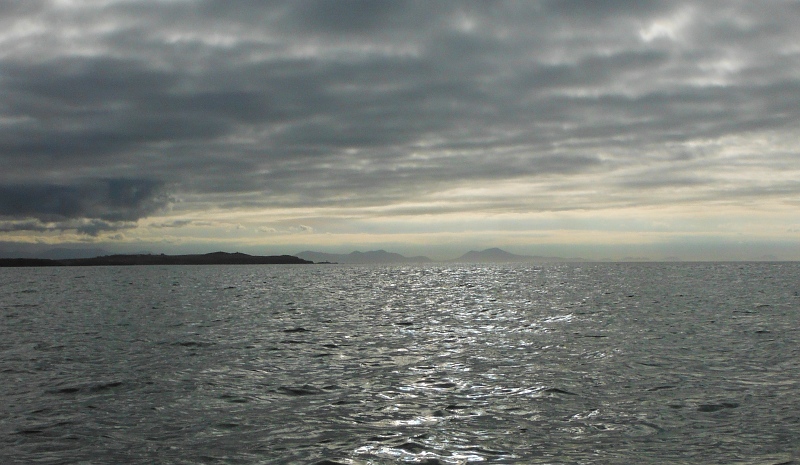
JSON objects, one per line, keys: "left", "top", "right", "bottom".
{"left": 1, "top": 0, "right": 799, "bottom": 261}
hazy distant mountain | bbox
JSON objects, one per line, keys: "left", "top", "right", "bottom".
{"left": 296, "top": 250, "right": 433, "bottom": 264}
{"left": 451, "top": 248, "right": 584, "bottom": 263}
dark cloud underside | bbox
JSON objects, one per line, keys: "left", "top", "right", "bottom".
{"left": 0, "top": 179, "right": 165, "bottom": 221}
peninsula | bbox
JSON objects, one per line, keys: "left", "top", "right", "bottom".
{"left": 0, "top": 252, "right": 312, "bottom": 267}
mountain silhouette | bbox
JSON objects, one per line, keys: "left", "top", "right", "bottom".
{"left": 296, "top": 250, "right": 432, "bottom": 264}
{"left": 451, "top": 248, "right": 583, "bottom": 263}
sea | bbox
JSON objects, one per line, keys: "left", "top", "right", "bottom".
{"left": 1, "top": 263, "right": 798, "bottom": 465}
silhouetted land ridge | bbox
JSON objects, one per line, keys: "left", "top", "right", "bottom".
{"left": 450, "top": 247, "right": 584, "bottom": 263}
{"left": 297, "top": 248, "right": 587, "bottom": 263}
{"left": 0, "top": 252, "right": 311, "bottom": 267}
{"left": 296, "top": 250, "right": 433, "bottom": 264}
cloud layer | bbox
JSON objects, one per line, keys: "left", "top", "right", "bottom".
{"left": 1, "top": 1, "right": 799, "bottom": 253}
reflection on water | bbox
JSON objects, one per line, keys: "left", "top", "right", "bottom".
{"left": 1, "top": 263, "right": 799, "bottom": 464}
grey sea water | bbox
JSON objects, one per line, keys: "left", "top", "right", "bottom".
{"left": 1, "top": 263, "right": 798, "bottom": 464}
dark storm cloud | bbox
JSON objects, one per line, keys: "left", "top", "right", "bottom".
{"left": 1, "top": 0, "right": 799, "bottom": 227}
{"left": 0, "top": 179, "right": 169, "bottom": 233}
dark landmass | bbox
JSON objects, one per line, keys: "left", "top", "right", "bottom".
{"left": 296, "top": 250, "right": 433, "bottom": 264}
{"left": 0, "top": 252, "right": 311, "bottom": 267}
{"left": 450, "top": 248, "right": 585, "bottom": 263}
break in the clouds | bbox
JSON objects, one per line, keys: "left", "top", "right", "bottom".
{"left": 1, "top": 1, "right": 799, "bottom": 258}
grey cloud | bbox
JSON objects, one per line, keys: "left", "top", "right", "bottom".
{"left": 0, "top": 0, "right": 799, "bottom": 222}
{"left": 3, "top": 56, "right": 176, "bottom": 109}
{"left": 0, "top": 220, "right": 56, "bottom": 233}
{"left": 0, "top": 57, "right": 234, "bottom": 161}
{"left": 290, "top": 0, "right": 413, "bottom": 33}
{"left": 0, "top": 218, "right": 135, "bottom": 236}
{"left": 541, "top": 0, "right": 669, "bottom": 19}
{"left": 617, "top": 175, "right": 706, "bottom": 191}
{"left": 75, "top": 219, "right": 136, "bottom": 237}
{"left": 515, "top": 50, "right": 671, "bottom": 91}
{"left": 0, "top": 179, "right": 169, "bottom": 224}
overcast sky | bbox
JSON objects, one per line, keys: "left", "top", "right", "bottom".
{"left": 1, "top": 0, "right": 799, "bottom": 260}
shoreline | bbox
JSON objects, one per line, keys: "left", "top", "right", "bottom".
{"left": 0, "top": 252, "right": 312, "bottom": 267}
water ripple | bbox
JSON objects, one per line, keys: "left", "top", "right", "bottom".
{"left": 1, "top": 263, "right": 799, "bottom": 463}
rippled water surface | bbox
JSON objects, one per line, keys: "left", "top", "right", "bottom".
{"left": 1, "top": 263, "right": 799, "bottom": 464}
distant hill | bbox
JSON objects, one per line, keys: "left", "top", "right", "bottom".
{"left": 0, "top": 252, "right": 311, "bottom": 267}
{"left": 451, "top": 248, "right": 584, "bottom": 263}
{"left": 296, "top": 250, "right": 433, "bottom": 264}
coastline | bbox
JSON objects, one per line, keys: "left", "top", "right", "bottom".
{"left": 0, "top": 252, "right": 312, "bottom": 267}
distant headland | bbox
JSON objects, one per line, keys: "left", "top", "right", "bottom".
{"left": 0, "top": 252, "right": 311, "bottom": 267}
